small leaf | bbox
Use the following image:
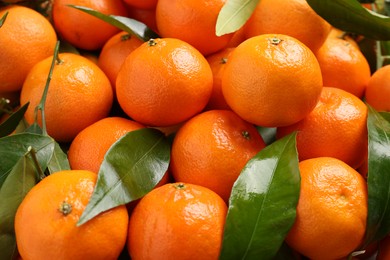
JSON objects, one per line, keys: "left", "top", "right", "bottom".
{"left": 220, "top": 132, "right": 300, "bottom": 260}
{"left": 23, "top": 122, "right": 43, "bottom": 135}
{"left": 0, "top": 11, "right": 8, "bottom": 28}
{"left": 47, "top": 142, "right": 70, "bottom": 174}
{"left": 256, "top": 126, "right": 276, "bottom": 145}
{"left": 216, "top": 0, "right": 259, "bottom": 36}
{"left": 0, "top": 102, "right": 29, "bottom": 138}
{"left": 69, "top": 5, "right": 160, "bottom": 42}
{"left": 306, "top": 0, "right": 390, "bottom": 40}
{"left": 77, "top": 128, "right": 170, "bottom": 225}
{"left": 363, "top": 105, "right": 390, "bottom": 246}
{"left": 0, "top": 154, "right": 38, "bottom": 260}
{"left": 0, "top": 133, "right": 55, "bottom": 188}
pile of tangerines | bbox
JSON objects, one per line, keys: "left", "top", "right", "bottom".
{"left": 1, "top": 0, "right": 390, "bottom": 259}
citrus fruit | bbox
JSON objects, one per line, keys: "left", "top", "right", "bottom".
{"left": 116, "top": 38, "right": 213, "bottom": 127}
{"left": 68, "top": 117, "right": 145, "bottom": 173}
{"left": 155, "top": 0, "right": 233, "bottom": 55}
{"left": 365, "top": 64, "right": 390, "bottom": 112}
{"left": 97, "top": 31, "right": 143, "bottom": 91}
{"left": 378, "top": 235, "right": 390, "bottom": 260}
{"left": 0, "top": 5, "right": 57, "bottom": 92}
{"left": 20, "top": 52, "right": 113, "bottom": 142}
{"left": 222, "top": 34, "right": 323, "bottom": 127}
{"left": 244, "top": 0, "right": 331, "bottom": 53}
{"left": 52, "top": 0, "right": 128, "bottom": 50}
{"left": 123, "top": 0, "right": 157, "bottom": 10}
{"left": 204, "top": 48, "right": 234, "bottom": 111}
{"left": 277, "top": 87, "right": 368, "bottom": 169}
{"left": 170, "top": 110, "right": 266, "bottom": 202}
{"left": 285, "top": 157, "right": 368, "bottom": 260}
{"left": 15, "top": 170, "right": 129, "bottom": 260}
{"left": 128, "top": 182, "right": 227, "bottom": 260}
{"left": 315, "top": 37, "right": 371, "bottom": 98}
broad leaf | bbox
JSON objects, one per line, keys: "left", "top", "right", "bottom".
{"left": 47, "top": 142, "right": 70, "bottom": 174}
{"left": 69, "top": 5, "right": 159, "bottom": 42}
{"left": 24, "top": 122, "right": 43, "bottom": 135}
{"left": 220, "top": 132, "right": 300, "bottom": 260}
{"left": 256, "top": 126, "right": 276, "bottom": 145}
{"left": 364, "top": 106, "right": 390, "bottom": 246}
{"left": 216, "top": 0, "right": 259, "bottom": 36}
{"left": 0, "top": 102, "right": 29, "bottom": 138}
{"left": 77, "top": 128, "right": 170, "bottom": 225}
{"left": 0, "top": 133, "right": 54, "bottom": 188}
{"left": 306, "top": 0, "right": 390, "bottom": 40}
{"left": 0, "top": 154, "right": 38, "bottom": 260}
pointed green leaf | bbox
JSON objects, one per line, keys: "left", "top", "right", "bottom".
{"left": 0, "top": 102, "right": 29, "bottom": 138}
{"left": 220, "top": 132, "right": 300, "bottom": 260}
{"left": 47, "top": 142, "right": 70, "bottom": 174}
{"left": 364, "top": 105, "right": 390, "bottom": 246}
{"left": 306, "top": 0, "right": 390, "bottom": 40}
{"left": 69, "top": 5, "right": 160, "bottom": 42}
{"left": 24, "top": 122, "right": 43, "bottom": 135}
{"left": 0, "top": 11, "right": 8, "bottom": 28}
{"left": 0, "top": 133, "right": 55, "bottom": 188}
{"left": 216, "top": 0, "right": 259, "bottom": 36}
{"left": 0, "top": 154, "right": 38, "bottom": 260}
{"left": 77, "top": 128, "right": 170, "bottom": 225}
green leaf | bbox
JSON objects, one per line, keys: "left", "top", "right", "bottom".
{"left": 220, "top": 132, "right": 300, "bottom": 260}
{"left": 47, "top": 142, "right": 70, "bottom": 174}
{"left": 0, "top": 154, "right": 38, "bottom": 260}
{"left": 0, "top": 133, "right": 55, "bottom": 188}
{"left": 380, "top": 111, "right": 390, "bottom": 122}
{"left": 306, "top": 0, "right": 390, "bottom": 40}
{"left": 69, "top": 5, "right": 160, "bottom": 42}
{"left": 256, "top": 126, "right": 276, "bottom": 145}
{"left": 364, "top": 105, "right": 390, "bottom": 246}
{"left": 23, "top": 122, "right": 43, "bottom": 135}
{"left": 0, "top": 11, "right": 8, "bottom": 28}
{"left": 77, "top": 128, "right": 170, "bottom": 225}
{"left": 216, "top": 0, "right": 259, "bottom": 36}
{"left": 0, "top": 102, "right": 29, "bottom": 138}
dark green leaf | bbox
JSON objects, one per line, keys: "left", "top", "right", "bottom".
{"left": 256, "top": 126, "right": 277, "bottom": 145}
{"left": 69, "top": 5, "right": 160, "bottom": 42}
{"left": 47, "top": 142, "right": 70, "bottom": 174}
{"left": 306, "top": 0, "right": 390, "bottom": 40}
{"left": 24, "top": 122, "right": 43, "bottom": 135}
{"left": 0, "top": 11, "right": 8, "bottom": 28}
{"left": 0, "top": 154, "right": 38, "bottom": 260}
{"left": 220, "top": 132, "right": 300, "bottom": 260}
{"left": 216, "top": 0, "right": 259, "bottom": 36}
{"left": 77, "top": 128, "right": 170, "bottom": 225}
{"left": 272, "top": 242, "right": 300, "bottom": 260}
{"left": 0, "top": 102, "right": 29, "bottom": 138}
{"left": 0, "top": 133, "right": 54, "bottom": 188}
{"left": 364, "top": 105, "right": 390, "bottom": 246}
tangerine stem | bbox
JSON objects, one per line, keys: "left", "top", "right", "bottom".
{"left": 34, "top": 41, "right": 60, "bottom": 136}
{"left": 26, "top": 146, "right": 46, "bottom": 180}
{"left": 59, "top": 201, "right": 72, "bottom": 216}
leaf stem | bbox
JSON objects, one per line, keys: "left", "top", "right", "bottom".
{"left": 26, "top": 146, "right": 46, "bottom": 180}
{"left": 33, "top": 41, "right": 60, "bottom": 136}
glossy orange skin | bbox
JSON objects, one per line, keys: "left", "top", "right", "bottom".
{"left": 222, "top": 34, "right": 323, "bottom": 127}
{"left": 170, "top": 110, "right": 266, "bottom": 202}
{"left": 127, "top": 183, "right": 227, "bottom": 260}
{"left": 204, "top": 48, "right": 234, "bottom": 111}
{"left": 155, "top": 0, "right": 233, "bottom": 56}
{"left": 365, "top": 65, "right": 390, "bottom": 112}
{"left": 0, "top": 5, "right": 57, "bottom": 92}
{"left": 15, "top": 170, "right": 129, "bottom": 260}
{"left": 244, "top": 0, "right": 331, "bottom": 53}
{"left": 97, "top": 32, "right": 143, "bottom": 91}
{"left": 286, "top": 157, "right": 368, "bottom": 260}
{"left": 68, "top": 117, "right": 145, "bottom": 173}
{"left": 20, "top": 53, "right": 113, "bottom": 142}
{"left": 315, "top": 37, "right": 371, "bottom": 98}
{"left": 277, "top": 87, "right": 368, "bottom": 169}
{"left": 116, "top": 38, "right": 213, "bottom": 127}
{"left": 52, "top": 0, "right": 128, "bottom": 50}
{"left": 123, "top": 0, "right": 157, "bottom": 10}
